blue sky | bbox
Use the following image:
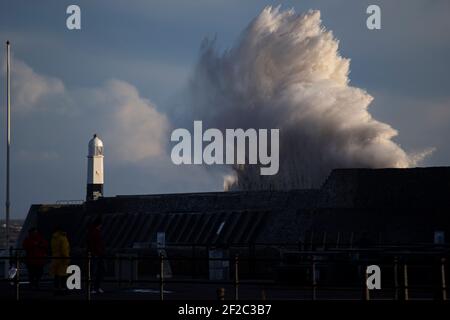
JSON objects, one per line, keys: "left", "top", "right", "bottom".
{"left": 0, "top": 0, "right": 449, "bottom": 218}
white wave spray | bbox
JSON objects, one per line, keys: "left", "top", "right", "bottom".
{"left": 186, "top": 7, "right": 432, "bottom": 190}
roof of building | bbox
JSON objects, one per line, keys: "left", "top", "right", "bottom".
{"left": 18, "top": 167, "right": 450, "bottom": 250}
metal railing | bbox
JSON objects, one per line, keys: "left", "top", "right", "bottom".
{"left": 55, "top": 200, "right": 84, "bottom": 205}
{"left": 0, "top": 246, "right": 448, "bottom": 301}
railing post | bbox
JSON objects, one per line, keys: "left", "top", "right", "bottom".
{"left": 364, "top": 266, "right": 370, "bottom": 301}
{"left": 234, "top": 255, "right": 239, "bottom": 301}
{"left": 249, "top": 243, "right": 256, "bottom": 276}
{"left": 118, "top": 255, "right": 122, "bottom": 288}
{"left": 441, "top": 258, "right": 447, "bottom": 301}
{"left": 394, "top": 257, "right": 399, "bottom": 300}
{"left": 349, "top": 232, "right": 354, "bottom": 249}
{"left": 129, "top": 255, "right": 133, "bottom": 286}
{"left": 87, "top": 252, "right": 91, "bottom": 301}
{"left": 15, "top": 250, "right": 19, "bottom": 301}
{"left": 322, "top": 232, "right": 327, "bottom": 249}
{"left": 403, "top": 264, "right": 409, "bottom": 301}
{"left": 312, "top": 259, "right": 317, "bottom": 300}
{"left": 191, "top": 245, "right": 196, "bottom": 279}
{"left": 336, "top": 232, "right": 340, "bottom": 249}
{"left": 160, "top": 252, "right": 164, "bottom": 301}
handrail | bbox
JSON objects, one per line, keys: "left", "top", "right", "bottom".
{"left": 55, "top": 200, "right": 84, "bottom": 205}
{"left": 0, "top": 250, "right": 447, "bottom": 301}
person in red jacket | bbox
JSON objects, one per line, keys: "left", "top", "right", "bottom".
{"left": 87, "top": 216, "right": 105, "bottom": 293}
{"left": 23, "top": 228, "right": 48, "bottom": 289}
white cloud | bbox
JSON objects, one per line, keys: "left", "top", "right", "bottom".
{"left": 7, "top": 58, "right": 66, "bottom": 112}
{"left": 89, "top": 79, "right": 170, "bottom": 163}
{"left": 4, "top": 58, "right": 170, "bottom": 165}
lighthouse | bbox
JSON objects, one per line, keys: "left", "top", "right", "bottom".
{"left": 87, "top": 134, "right": 104, "bottom": 201}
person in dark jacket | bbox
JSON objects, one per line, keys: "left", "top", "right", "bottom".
{"left": 87, "top": 216, "right": 105, "bottom": 293}
{"left": 23, "top": 228, "right": 48, "bottom": 289}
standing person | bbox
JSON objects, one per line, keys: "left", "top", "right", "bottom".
{"left": 87, "top": 216, "right": 105, "bottom": 293}
{"left": 8, "top": 246, "right": 18, "bottom": 285}
{"left": 22, "top": 228, "right": 48, "bottom": 289}
{"left": 50, "top": 226, "right": 70, "bottom": 295}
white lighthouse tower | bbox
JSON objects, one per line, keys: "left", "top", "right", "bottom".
{"left": 87, "top": 134, "right": 104, "bottom": 201}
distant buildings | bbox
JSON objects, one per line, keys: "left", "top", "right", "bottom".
{"left": 0, "top": 220, "right": 23, "bottom": 248}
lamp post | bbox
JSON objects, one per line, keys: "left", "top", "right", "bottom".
{"left": 5, "top": 40, "right": 11, "bottom": 250}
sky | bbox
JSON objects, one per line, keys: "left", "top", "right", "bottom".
{"left": 0, "top": 0, "right": 449, "bottom": 218}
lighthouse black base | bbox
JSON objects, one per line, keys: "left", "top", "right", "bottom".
{"left": 87, "top": 183, "right": 103, "bottom": 201}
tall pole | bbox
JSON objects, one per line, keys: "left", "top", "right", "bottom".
{"left": 5, "top": 40, "right": 10, "bottom": 250}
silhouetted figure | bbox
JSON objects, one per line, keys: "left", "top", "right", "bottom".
{"left": 8, "top": 246, "right": 18, "bottom": 284}
{"left": 50, "top": 226, "right": 70, "bottom": 295}
{"left": 23, "top": 228, "right": 48, "bottom": 289}
{"left": 87, "top": 216, "right": 105, "bottom": 293}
